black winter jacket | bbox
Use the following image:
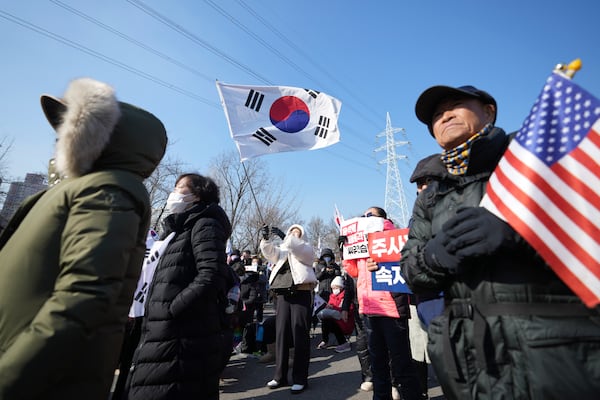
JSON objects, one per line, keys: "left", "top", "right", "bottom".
{"left": 401, "top": 127, "right": 600, "bottom": 399}
{"left": 316, "top": 263, "right": 341, "bottom": 302}
{"left": 126, "top": 202, "right": 232, "bottom": 400}
{"left": 240, "top": 272, "right": 266, "bottom": 306}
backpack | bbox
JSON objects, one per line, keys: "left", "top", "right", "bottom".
{"left": 224, "top": 265, "right": 242, "bottom": 314}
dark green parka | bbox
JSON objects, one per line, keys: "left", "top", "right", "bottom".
{"left": 0, "top": 78, "right": 167, "bottom": 400}
{"left": 401, "top": 127, "right": 600, "bottom": 399}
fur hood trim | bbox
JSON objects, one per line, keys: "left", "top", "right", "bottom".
{"left": 44, "top": 78, "right": 121, "bottom": 178}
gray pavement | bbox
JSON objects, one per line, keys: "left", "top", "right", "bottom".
{"left": 219, "top": 304, "right": 445, "bottom": 400}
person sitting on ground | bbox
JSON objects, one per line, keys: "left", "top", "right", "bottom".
{"left": 317, "top": 276, "right": 355, "bottom": 353}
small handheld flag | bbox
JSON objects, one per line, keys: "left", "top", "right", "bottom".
{"left": 334, "top": 203, "right": 344, "bottom": 230}
{"left": 216, "top": 82, "right": 342, "bottom": 161}
{"left": 480, "top": 61, "right": 600, "bottom": 307}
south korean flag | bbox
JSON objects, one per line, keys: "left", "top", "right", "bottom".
{"left": 216, "top": 82, "right": 342, "bottom": 161}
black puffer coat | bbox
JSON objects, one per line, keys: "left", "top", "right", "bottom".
{"left": 401, "top": 127, "right": 600, "bottom": 399}
{"left": 126, "top": 202, "right": 232, "bottom": 400}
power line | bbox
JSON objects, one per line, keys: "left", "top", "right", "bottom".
{"left": 0, "top": 9, "right": 219, "bottom": 108}
{"left": 236, "top": 0, "right": 384, "bottom": 126}
{"left": 50, "top": 0, "right": 215, "bottom": 84}
{"left": 207, "top": 0, "right": 381, "bottom": 146}
{"left": 2, "top": 4, "right": 381, "bottom": 171}
{"left": 50, "top": 0, "right": 372, "bottom": 156}
{"left": 203, "top": 0, "right": 311, "bottom": 82}
{"left": 124, "top": 0, "right": 378, "bottom": 167}
{"left": 127, "top": 0, "right": 273, "bottom": 85}
{"left": 50, "top": 0, "right": 377, "bottom": 161}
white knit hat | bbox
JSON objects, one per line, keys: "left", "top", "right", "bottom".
{"left": 331, "top": 276, "right": 344, "bottom": 289}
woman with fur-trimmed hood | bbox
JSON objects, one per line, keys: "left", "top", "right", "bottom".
{"left": 0, "top": 78, "right": 167, "bottom": 400}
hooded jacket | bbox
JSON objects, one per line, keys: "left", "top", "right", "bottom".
{"left": 126, "top": 201, "right": 232, "bottom": 400}
{"left": 316, "top": 248, "right": 341, "bottom": 301}
{"left": 261, "top": 224, "right": 317, "bottom": 289}
{"left": 0, "top": 78, "right": 167, "bottom": 400}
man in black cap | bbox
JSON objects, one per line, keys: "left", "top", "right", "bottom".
{"left": 392, "top": 85, "right": 600, "bottom": 399}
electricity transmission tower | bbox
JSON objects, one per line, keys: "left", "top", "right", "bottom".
{"left": 374, "top": 112, "right": 411, "bottom": 228}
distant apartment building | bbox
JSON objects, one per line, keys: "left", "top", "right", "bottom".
{"left": 0, "top": 173, "right": 47, "bottom": 229}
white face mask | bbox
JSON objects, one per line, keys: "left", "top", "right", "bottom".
{"left": 332, "top": 288, "right": 341, "bottom": 295}
{"left": 166, "top": 192, "right": 195, "bottom": 214}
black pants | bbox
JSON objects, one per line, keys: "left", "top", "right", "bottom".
{"left": 355, "top": 311, "right": 372, "bottom": 382}
{"left": 365, "top": 316, "right": 421, "bottom": 400}
{"left": 239, "top": 302, "right": 257, "bottom": 328}
{"left": 273, "top": 290, "right": 312, "bottom": 386}
{"left": 256, "top": 302, "right": 265, "bottom": 322}
{"left": 321, "top": 318, "right": 347, "bottom": 345}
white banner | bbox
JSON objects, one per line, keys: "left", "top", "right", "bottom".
{"left": 340, "top": 217, "right": 385, "bottom": 260}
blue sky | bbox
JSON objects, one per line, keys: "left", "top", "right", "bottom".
{"left": 1, "top": 0, "right": 599, "bottom": 225}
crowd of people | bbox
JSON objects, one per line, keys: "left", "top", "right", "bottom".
{"left": 1, "top": 75, "right": 599, "bottom": 400}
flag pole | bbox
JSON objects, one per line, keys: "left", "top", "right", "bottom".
{"left": 241, "top": 162, "right": 265, "bottom": 226}
{"left": 554, "top": 58, "right": 581, "bottom": 79}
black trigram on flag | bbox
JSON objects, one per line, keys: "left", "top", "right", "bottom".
{"left": 253, "top": 127, "right": 277, "bottom": 146}
{"left": 305, "top": 89, "right": 320, "bottom": 99}
{"left": 134, "top": 282, "right": 148, "bottom": 304}
{"left": 314, "top": 115, "right": 330, "bottom": 138}
{"left": 245, "top": 89, "right": 265, "bottom": 112}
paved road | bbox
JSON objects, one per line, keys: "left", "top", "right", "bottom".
{"left": 219, "top": 306, "right": 445, "bottom": 400}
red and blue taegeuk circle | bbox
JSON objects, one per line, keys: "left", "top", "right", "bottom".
{"left": 269, "top": 96, "right": 310, "bottom": 133}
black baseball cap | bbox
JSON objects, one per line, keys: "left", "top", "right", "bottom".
{"left": 415, "top": 85, "right": 497, "bottom": 135}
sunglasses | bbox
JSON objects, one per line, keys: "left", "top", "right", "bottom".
{"left": 364, "top": 212, "right": 377, "bottom": 217}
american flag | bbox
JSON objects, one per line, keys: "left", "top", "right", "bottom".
{"left": 480, "top": 72, "right": 600, "bottom": 307}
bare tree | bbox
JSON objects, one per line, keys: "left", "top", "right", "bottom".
{"left": 306, "top": 216, "right": 340, "bottom": 258}
{"left": 0, "top": 137, "right": 14, "bottom": 206}
{"left": 209, "top": 151, "right": 300, "bottom": 254}
{"left": 235, "top": 177, "right": 301, "bottom": 253}
{"left": 0, "top": 137, "right": 14, "bottom": 181}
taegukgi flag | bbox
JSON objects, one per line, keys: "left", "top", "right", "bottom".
{"left": 480, "top": 71, "right": 600, "bottom": 307}
{"left": 216, "top": 82, "right": 342, "bottom": 161}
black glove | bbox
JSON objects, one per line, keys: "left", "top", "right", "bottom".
{"left": 337, "top": 235, "right": 347, "bottom": 249}
{"left": 271, "top": 227, "right": 285, "bottom": 240}
{"left": 443, "top": 207, "right": 516, "bottom": 258}
{"left": 261, "top": 225, "right": 270, "bottom": 240}
{"left": 423, "top": 229, "right": 462, "bottom": 274}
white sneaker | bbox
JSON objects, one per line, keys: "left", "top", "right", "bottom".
{"left": 392, "top": 386, "right": 401, "bottom": 400}
{"left": 360, "top": 381, "right": 373, "bottom": 391}
{"left": 291, "top": 384, "right": 306, "bottom": 394}
{"left": 267, "top": 379, "right": 284, "bottom": 389}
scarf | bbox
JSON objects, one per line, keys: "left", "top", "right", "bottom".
{"left": 441, "top": 123, "right": 493, "bottom": 175}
